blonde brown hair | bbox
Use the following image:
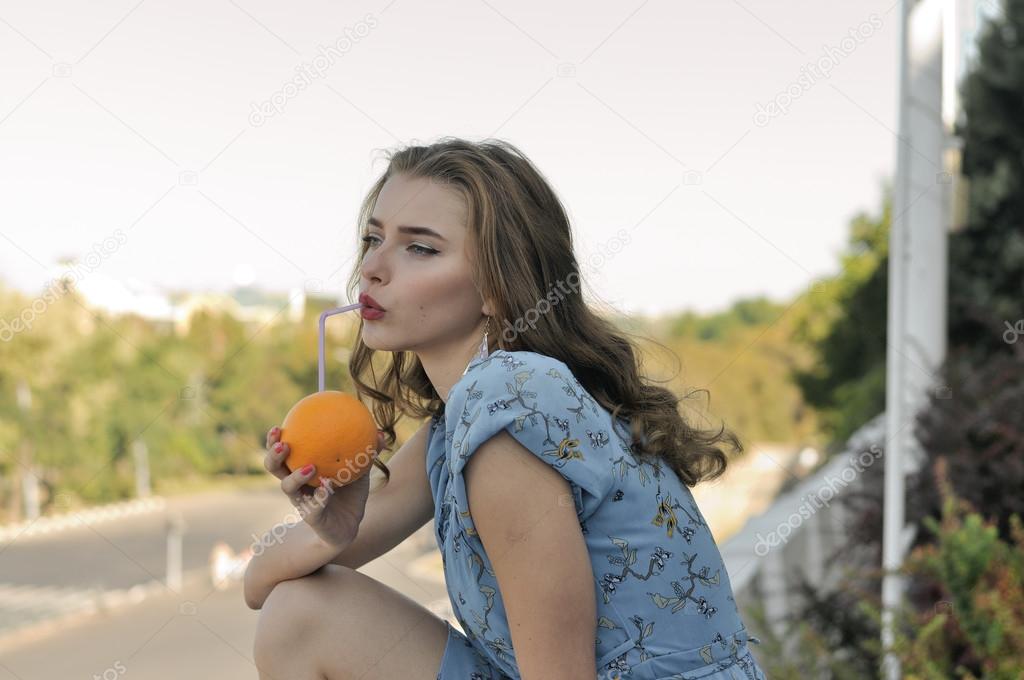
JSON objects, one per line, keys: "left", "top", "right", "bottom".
{"left": 346, "top": 137, "right": 742, "bottom": 489}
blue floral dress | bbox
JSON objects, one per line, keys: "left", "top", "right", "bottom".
{"left": 426, "top": 349, "right": 766, "bottom": 680}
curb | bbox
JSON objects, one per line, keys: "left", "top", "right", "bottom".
{"left": 0, "top": 496, "right": 167, "bottom": 543}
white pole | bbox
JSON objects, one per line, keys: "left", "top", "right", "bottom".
{"left": 881, "top": 0, "right": 913, "bottom": 677}
{"left": 21, "top": 467, "right": 40, "bottom": 522}
{"left": 166, "top": 511, "right": 185, "bottom": 592}
{"left": 16, "top": 380, "right": 40, "bottom": 521}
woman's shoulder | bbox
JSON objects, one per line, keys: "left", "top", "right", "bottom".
{"left": 450, "top": 348, "right": 607, "bottom": 429}
{"left": 462, "top": 348, "right": 578, "bottom": 387}
{"left": 445, "top": 347, "right": 620, "bottom": 514}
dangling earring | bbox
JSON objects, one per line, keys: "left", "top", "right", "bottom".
{"left": 476, "top": 316, "right": 492, "bottom": 360}
{"left": 461, "top": 317, "right": 494, "bottom": 378}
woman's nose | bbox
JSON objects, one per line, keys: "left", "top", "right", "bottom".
{"left": 361, "top": 248, "right": 387, "bottom": 283}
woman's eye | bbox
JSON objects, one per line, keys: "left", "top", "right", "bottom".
{"left": 360, "top": 235, "right": 438, "bottom": 256}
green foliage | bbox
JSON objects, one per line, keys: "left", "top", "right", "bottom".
{"left": 667, "top": 296, "right": 783, "bottom": 342}
{"left": 746, "top": 479, "right": 1024, "bottom": 679}
{"left": 743, "top": 580, "right": 882, "bottom": 679}
{"left": 0, "top": 281, "right": 361, "bottom": 520}
{"left": 895, "top": 470, "right": 1024, "bottom": 679}
{"left": 0, "top": 268, "right": 823, "bottom": 518}
{"left": 789, "top": 182, "right": 890, "bottom": 451}
{"left": 907, "top": 346, "right": 1024, "bottom": 546}
{"left": 948, "top": 0, "right": 1024, "bottom": 362}
{"left": 654, "top": 295, "right": 820, "bottom": 445}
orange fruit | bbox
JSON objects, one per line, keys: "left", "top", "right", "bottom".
{"left": 280, "top": 391, "right": 378, "bottom": 488}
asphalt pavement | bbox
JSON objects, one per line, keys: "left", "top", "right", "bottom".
{"left": 0, "top": 482, "right": 450, "bottom": 679}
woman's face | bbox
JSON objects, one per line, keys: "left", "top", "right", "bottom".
{"left": 358, "top": 173, "right": 488, "bottom": 356}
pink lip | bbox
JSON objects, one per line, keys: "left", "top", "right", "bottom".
{"left": 358, "top": 292, "right": 386, "bottom": 311}
{"left": 360, "top": 306, "right": 385, "bottom": 320}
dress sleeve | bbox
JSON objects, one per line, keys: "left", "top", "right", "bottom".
{"left": 444, "top": 350, "right": 617, "bottom": 542}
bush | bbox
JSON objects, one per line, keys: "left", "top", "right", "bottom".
{"left": 895, "top": 461, "right": 1024, "bottom": 679}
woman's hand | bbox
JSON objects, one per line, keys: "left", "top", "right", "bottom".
{"left": 263, "top": 425, "right": 385, "bottom": 550}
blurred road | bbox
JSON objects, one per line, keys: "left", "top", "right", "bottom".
{"left": 0, "top": 483, "right": 450, "bottom": 679}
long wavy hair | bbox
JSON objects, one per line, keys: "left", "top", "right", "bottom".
{"left": 346, "top": 137, "right": 742, "bottom": 490}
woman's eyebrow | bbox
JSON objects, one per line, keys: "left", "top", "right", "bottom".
{"left": 367, "top": 216, "right": 448, "bottom": 242}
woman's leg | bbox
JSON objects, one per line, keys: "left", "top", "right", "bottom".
{"left": 253, "top": 563, "right": 449, "bottom": 680}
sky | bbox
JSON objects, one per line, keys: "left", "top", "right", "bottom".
{"left": 0, "top": 0, "right": 903, "bottom": 317}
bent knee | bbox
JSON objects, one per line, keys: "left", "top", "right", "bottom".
{"left": 252, "top": 566, "right": 364, "bottom": 668}
{"left": 254, "top": 576, "right": 321, "bottom": 650}
{"left": 254, "top": 567, "right": 359, "bottom": 639}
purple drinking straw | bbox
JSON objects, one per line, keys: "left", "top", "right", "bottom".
{"left": 318, "top": 303, "right": 365, "bottom": 392}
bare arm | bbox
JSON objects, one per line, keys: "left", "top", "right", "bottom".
{"left": 244, "top": 420, "right": 435, "bottom": 609}
{"left": 465, "top": 430, "right": 598, "bottom": 679}
{"left": 243, "top": 517, "right": 344, "bottom": 610}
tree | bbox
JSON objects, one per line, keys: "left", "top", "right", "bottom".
{"left": 790, "top": 183, "right": 891, "bottom": 450}
{"left": 948, "top": 0, "right": 1024, "bottom": 362}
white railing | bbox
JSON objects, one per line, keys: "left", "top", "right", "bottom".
{"left": 719, "top": 413, "right": 888, "bottom": 638}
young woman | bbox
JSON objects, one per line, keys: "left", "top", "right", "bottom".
{"left": 247, "top": 138, "right": 766, "bottom": 680}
